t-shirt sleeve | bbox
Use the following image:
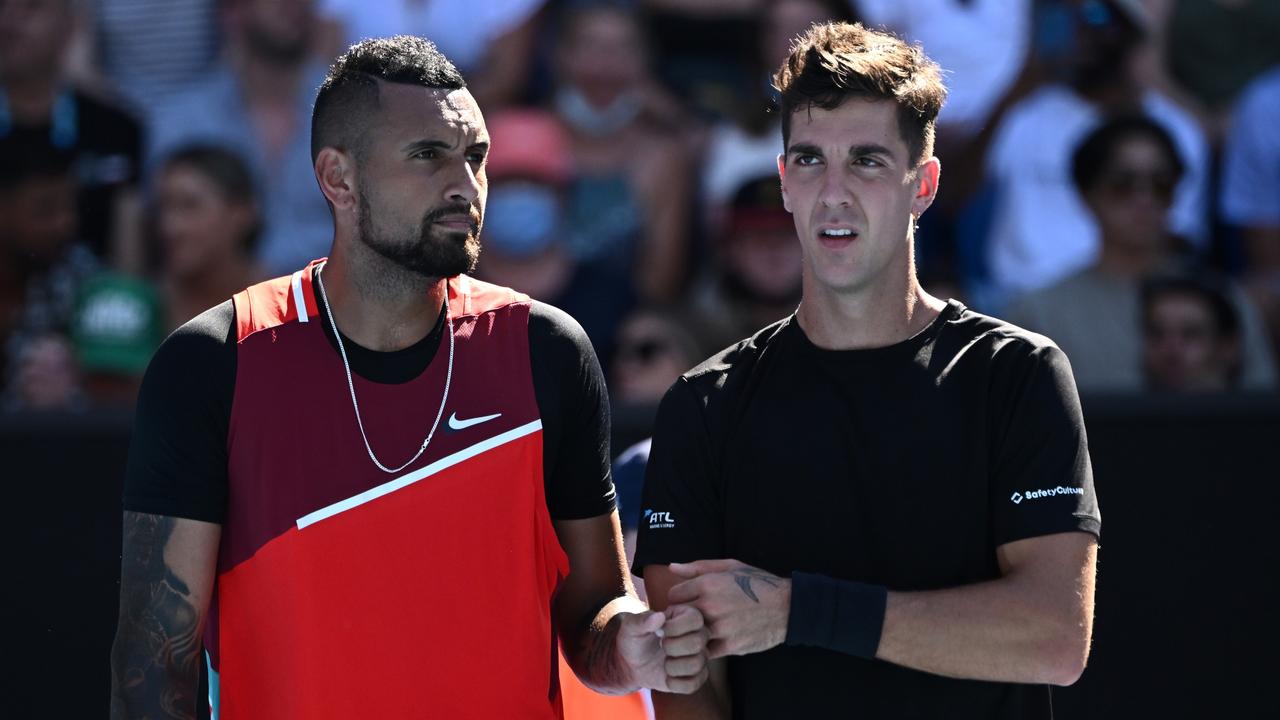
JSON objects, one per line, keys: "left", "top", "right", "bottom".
{"left": 529, "top": 301, "right": 616, "bottom": 520}
{"left": 631, "top": 377, "right": 723, "bottom": 575}
{"left": 122, "top": 301, "right": 236, "bottom": 523}
{"left": 989, "top": 341, "right": 1100, "bottom": 546}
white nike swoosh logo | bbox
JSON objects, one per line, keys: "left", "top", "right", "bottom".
{"left": 447, "top": 411, "right": 502, "bottom": 431}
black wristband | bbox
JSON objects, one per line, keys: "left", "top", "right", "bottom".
{"left": 784, "top": 572, "right": 888, "bottom": 660}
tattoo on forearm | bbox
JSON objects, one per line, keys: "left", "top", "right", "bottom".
{"left": 733, "top": 570, "right": 781, "bottom": 604}
{"left": 109, "top": 513, "right": 203, "bottom": 720}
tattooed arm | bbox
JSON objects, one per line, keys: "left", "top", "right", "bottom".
{"left": 553, "top": 512, "right": 709, "bottom": 695}
{"left": 665, "top": 560, "right": 792, "bottom": 659}
{"left": 110, "top": 512, "right": 221, "bottom": 720}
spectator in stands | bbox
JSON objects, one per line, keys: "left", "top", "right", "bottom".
{"left": 77, "top": 0, "right": 221, "bottom": 120}
{"left": 148, "top": 0, "right": 331, "bottom": 276}
{"left": 553, "top": 4, "right": 693, "bottom": 306}
{"left": 701, "top": 0, "right": 849, "bottom": 222}
{"left": 692, "top": 175, "right": 803, "bottom": 349}
{"left": 153, "top": 145, "right": 262, "bottom": 330}
{"left": 70, "top": 271, "right": 164, "bottom": 408}
{"left": 1141, "top": 272, "right": 1243, "bottom": 393}
{"left": 640, "top": 0, "right": 764, "bottom": 123}
{"left": 1138, "top": 0, "right": 1280, "bottom": 141}
{"left": 0, "top": 141, "right": 99, "bottom": 411}
{"left": 852, "top": 0, "right": 1032, "bottom": 138}
{"left": 1006, "top": 116, "right": 1274, "bottom": 392}
{"left": 317, "top": 0, "right": 546, "bottom": 111}
{"left": 609, "top": 306, "right": 704, "bottom": 408}
{"left": 472, "top": 110, "right": 574, "bottom": 302}
{"left": 1221, "top": 67, "right": 1280, "bottom": 363}
{"left": 471, "top": 109, "right": 629, "bottom": 362}
{"left": 0, "top": 0, "right": 143, "bottom": 267}
{"left": 985, "top": 0, "right": 1209, "bottom": 299}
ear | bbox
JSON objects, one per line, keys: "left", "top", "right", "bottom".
{"left": 909, "top": 157, "right": 941, "bottom": 218}
{"left": 777, "top": 153, "right": 791, "bottom": 213}
{"left": 315, "top": 147, "right": 357, "bottom": 212}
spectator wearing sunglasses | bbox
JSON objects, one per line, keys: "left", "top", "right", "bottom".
{"left": 610, "top": 307, "right": 704, "bottom": 408}
{"left": 1007, "top": 116, "right": 1274, "bottom": 392}
{"left": 984, "top": 0, "right": 1210, "bottom": 299}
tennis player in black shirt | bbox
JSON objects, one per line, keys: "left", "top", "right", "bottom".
{"left": 633, "top": 22, "right": 1100, "bottom": 719}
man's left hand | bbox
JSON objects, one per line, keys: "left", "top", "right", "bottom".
{"left": 667, "top": 559, "right": 790, "bottom": 659}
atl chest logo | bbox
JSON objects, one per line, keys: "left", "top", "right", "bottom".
{"left": 643, "top": 509, "right": 675, "bottom": 529}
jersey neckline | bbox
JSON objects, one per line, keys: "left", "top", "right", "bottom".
{"left": 789, "top": 298, "right": 965, "bottom": 360}
{"left": 312, "top": 266, "right": 447, "bottom": 385}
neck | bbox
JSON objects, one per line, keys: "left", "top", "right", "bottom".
{"left": 320, "top": 239, "right": 447, "bottom": 352}
{"left": 2, "top": 73, "right": 60, "bottom": 122}
{"left": 796, "top": 263, "right": 945, "bottom": 350}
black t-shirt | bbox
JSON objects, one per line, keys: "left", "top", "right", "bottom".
{"left": 633, "top": 301, "right": 1100, "bottom": 719}
{"left": 124, "top": 286, "right": 616, "bottom": 523}
{"left": 0, "top": 90, "right": 143, "bottom": 257}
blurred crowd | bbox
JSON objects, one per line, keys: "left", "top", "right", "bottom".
{"left": 3, "top": 0, "right": 1280, "bottom": 417}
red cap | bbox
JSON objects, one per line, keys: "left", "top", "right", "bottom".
{"left": 484, "top": 110, "right": 573, "bottom": 185}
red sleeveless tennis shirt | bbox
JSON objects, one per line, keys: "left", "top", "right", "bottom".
{"left": 205, "top": 259, "right": 569, "bottom": 718}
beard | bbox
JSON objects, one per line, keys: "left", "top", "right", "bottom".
{"left": 356, "top": 190, "right": 482, "bottom": 279}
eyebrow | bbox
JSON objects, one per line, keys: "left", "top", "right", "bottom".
{"left": 786, "top": 142, "right": 898, "bottom": 160}
{"left": 401, "top": 139, "right": 490, "bottom": 155}
{"left": 847, "top": 143, "right": 896, "bottom": 160}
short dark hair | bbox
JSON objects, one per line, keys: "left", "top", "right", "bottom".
{"left": 162, "top": 144, "right": 257, "bottom": 205}
{"left": 160, "top": 143, "right": 261, "bottom": 251}
{"left": 311, "top": 35, "right": 467, "bottom": 164}
{"left": 1142, "top": 272, "right": 1240, "bottom": 340}
{"left": 1071, "top": 115, "right": 1185, "bottom": 194}
{"left": 773, "top": 22, "right": 946, "bottom": 165}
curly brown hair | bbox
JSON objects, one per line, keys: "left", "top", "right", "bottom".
{"left": 773, "top": 22, "right": 946, "bottom": 166}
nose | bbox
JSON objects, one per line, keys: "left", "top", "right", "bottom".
{"left": 442, "top": 157, "right": 483, "bottom": 206}
{"left": 817, "top": 165, "right": 853, "bottom": 209}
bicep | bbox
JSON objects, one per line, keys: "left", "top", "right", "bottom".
{"left": 119, "top": 507, "right": 221, "bottom": 602}
{"left": 531, "top": 302, "right": 616, "bottom": 521}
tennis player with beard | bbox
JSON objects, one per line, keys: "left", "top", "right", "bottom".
{"left": 110, "top": 36, "right": 707, "bottom": 719}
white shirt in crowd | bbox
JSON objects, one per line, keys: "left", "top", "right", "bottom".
{"left": 853, "top": 0, "right": 1031, "bottom": 134}
{"left": 985, "top": 85, "right": 1210, "bottom": 295}
{"left": 318, "top": 0, "right": 545, "bottom": 72}
{"left": 1222, "top": 66, "right": 1280, "bottom": 229}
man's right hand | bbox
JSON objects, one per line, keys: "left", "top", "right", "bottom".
{"left": 614, "top": 604, "right": 710, "bottom": 694}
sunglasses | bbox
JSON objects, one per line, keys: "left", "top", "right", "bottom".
{"left": 617, "top": 337, "right": 673, "bottom": 364}
{"left": 1098, "top": 170, "right": 1178, "bottom": 204}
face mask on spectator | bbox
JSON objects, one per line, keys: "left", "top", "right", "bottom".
{"left": 483, "top": 183, "right": 562, "bottom": 258}
{"left": 556, "top": 87, "right": 642, "bottom": 136}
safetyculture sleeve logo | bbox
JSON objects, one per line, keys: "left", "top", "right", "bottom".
{"left": 1011, "top": 487, "right": 1085, "bottom": 504}
{"left": 643, "top": 508, "right": 676, "bottom": 529}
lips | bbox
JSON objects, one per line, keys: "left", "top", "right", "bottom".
{"left": 817, "top": 226, "right": 858, "bottom": 249}
{"left": 433, "top": 216, "right": 478, "bottom": 232}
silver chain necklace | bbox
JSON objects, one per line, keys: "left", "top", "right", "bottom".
{"left": 316, "top": 264, "right": 455, "bottom": 474}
